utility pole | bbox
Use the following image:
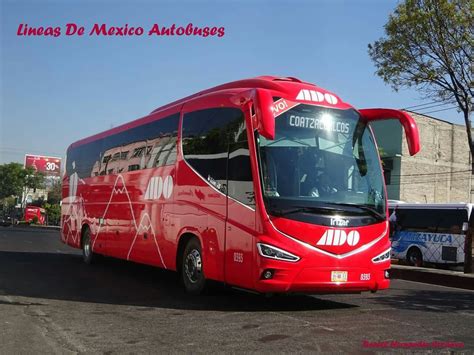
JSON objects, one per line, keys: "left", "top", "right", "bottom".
{"left": 464, "top": 209, "right": 473, "bottom": 274}
{"left": 465, "top": 106, "right": 473, "bottom": 274}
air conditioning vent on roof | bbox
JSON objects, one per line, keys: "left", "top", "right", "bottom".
{"left": 273, "top": 77, "right": 302, "bottom": 83}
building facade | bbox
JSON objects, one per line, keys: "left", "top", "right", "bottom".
{"left": 371, "top": 111, "right": 473, "bottom": 203}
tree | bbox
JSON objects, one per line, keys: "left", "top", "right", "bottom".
{"left": 0, "top": 163, "right": 27, "bottom": 199}
{"left": 0, "top": 163, "right": 45, "bottom": 204}
{"left": 44, "top": 202, "right": 61, "bottom": 226}
{"left": 21, "top": 167, "right": 45, "bottom": 207}
{"left": 368, "top": 0, "right": 473, "bottom": 171}
{"left": 47, "top": 180, "right": 62, "bottom": 205}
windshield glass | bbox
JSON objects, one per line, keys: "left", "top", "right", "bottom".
{"left": 258, "top": 103, "right": 386, "bottom": 220}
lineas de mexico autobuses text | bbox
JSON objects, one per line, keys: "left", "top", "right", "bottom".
{"left": 16, "top": 23, "right": 225, "bottom": 38}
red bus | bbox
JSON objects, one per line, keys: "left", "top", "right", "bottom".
{"left": 61, "top": 76, "right": 420, "bottom": 294}
{"left": 25, "top": 206, "right": 46, "bottom": 225}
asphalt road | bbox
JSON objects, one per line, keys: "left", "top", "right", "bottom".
{"left": 0, "top": 227, "right": 473, "bottom": 354}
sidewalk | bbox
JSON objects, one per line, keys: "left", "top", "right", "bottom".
{"left": 390, "top": 264, "right": 474, "bottom": 290}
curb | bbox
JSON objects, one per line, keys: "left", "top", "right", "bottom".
{"left": 5, "top": 225, "right": 61, "bottom": 231}
{"left": 390, "top": 265, "right": 474, "bottom": 291}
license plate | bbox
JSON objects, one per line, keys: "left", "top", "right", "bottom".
{"left": 331, "top": 271, "right": 348, "bottom": 282}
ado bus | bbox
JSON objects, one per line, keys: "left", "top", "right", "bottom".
{"left": 61, "top": 76, "right": 420, "bottom": 294}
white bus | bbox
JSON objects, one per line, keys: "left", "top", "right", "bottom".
{"left": 389, "top": 203, "right": 472, "bottom": 267}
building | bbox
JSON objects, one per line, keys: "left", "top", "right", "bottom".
{"left": 371, "top": 111, "right": 473, "bottom": 203}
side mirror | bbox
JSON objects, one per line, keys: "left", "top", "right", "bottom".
{"left": 359, "top": 108, "right": 421, "bottom": 156}
{"left": 253, "top": 89, "right": 275, "bottom": 140}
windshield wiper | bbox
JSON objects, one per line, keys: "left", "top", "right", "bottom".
{"left": 329, "top": 203, "right": 385, "bottom": 220}
{"left": 270, "top": 205, "right": 345, "bottom": 217}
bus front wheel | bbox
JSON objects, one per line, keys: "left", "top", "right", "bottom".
{"left": 406, "top": 247, "right": 423, "bottom": 267}
{"left": 181, "top": 238, "right": 206, "bottom": 295}
{"left": 81, "top": 227, "right": 94, "bottom": 265}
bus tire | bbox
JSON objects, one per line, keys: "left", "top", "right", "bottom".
{"left": 406, "top": 247, "right": 423, "bottom": 267}
{"left": 81, "top": 227, "right": 94, "bottom": 265}
{"left": 181, "top": 238, "right": 206, "bottom": 295}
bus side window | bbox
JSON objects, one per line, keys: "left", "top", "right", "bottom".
{"left": 228, "top": 119, "right": 255, "bottom": 208}
{"left": 182, "top": 107, "right": 254, "bottom": 207}
{"left": 148, "top": 114, "right": 179, "bottom": 168}
{"left": 182, "top": 108, "right": 232, "bottom": 191}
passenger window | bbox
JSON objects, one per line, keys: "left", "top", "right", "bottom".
{"left": 67, "top": 113, "right": 179, "bottom": 178}
{"left": 182, "top": 107, "right": 255, "bottom": 207}
{"left": 228, "top": 126, "right": 255, "bottom": 208}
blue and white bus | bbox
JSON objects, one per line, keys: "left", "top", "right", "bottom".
{"left": 389, "top": 203, "right": 472, "bottom": 267}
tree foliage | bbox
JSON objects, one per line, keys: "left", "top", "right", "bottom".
{"left": 47, "top": 180, "right": 62, "bottom": 205}
{"left": 44, "top": 202, "right": 61, "bottom": 226}
{"left": 0, "top": 163, "right": 45, "bottom": 200}
{"left": 0, "top": 163, "right": 27, "bottom": 199}
{"left": 368, "top": 0, "right": 474, "bottom": 169}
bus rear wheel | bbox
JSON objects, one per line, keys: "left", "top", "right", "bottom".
{"left": 82, "top": 227, "right": 94, "bottom": 265}
{"left": 406, "top": 247, "right": 423, "bottom": 267}
{"left": 181, "top": 238, "right": 206, "bottom": 295}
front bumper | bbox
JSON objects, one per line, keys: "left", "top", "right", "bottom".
{"left": 254, "top": 266, "right": 390, "bottom": 293}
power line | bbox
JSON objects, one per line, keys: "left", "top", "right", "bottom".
{"left": 402, "top": 101, "right": 447, "bottom": 110}
{"left": 402, "top": 102, "right": 451, "bottom": 111}
{"left": 419, "top": 106, "right": 458, "bottom": 115}
{"left": 414, "top": 103, "right": 453, "bottom": 112}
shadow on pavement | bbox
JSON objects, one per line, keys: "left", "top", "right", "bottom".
{"left": 373, "top": 288, "right": 474, "bottom": 313}
{"left": 0, "top": 250, "right": 357, "bottom": 312}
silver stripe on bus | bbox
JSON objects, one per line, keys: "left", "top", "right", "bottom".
{"left": 180, "top": 158, "right": 256, "bottom": 212}
{"left": 268, "top": 218, "right": 388, "bottom": 259}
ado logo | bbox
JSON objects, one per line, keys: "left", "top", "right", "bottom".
{"left": 317, "top": 229, "right": 360, "bottom": 246}
{"left": 144, "top": 175, "right": 173, "bottom": 200}
{"left": 296, "top": 89, "right": 338, "bottom": 105}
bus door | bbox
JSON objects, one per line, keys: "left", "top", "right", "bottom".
{"left": 180, "top": 103, "right": 256, "bottom": 286}
{"left": 224, "top": 108, "right": 256, "bottom": 289}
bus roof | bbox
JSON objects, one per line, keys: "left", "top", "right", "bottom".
{"left": 68, "top": 76, "right": 352, "bottom": 150}
{"left": 149, "top": 76, "right": 327, "bottom": 113}
{"left": 389, "top": 202, "right": 473, "bottom": 217}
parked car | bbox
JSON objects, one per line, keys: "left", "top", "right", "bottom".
{"left": 0, "top": 214, "right": 12, "bottom": 227}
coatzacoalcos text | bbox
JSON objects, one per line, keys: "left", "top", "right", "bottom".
{"left": 288, "top": 115, "right": 350, "bottom": 133}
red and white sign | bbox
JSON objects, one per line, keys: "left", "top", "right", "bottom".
{"left": 24, "top": 155, "right": 61, "bottom": 176}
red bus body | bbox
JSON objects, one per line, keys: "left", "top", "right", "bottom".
{"left": 61, "top": 76, "right": 420, "bottom": 294}
{"left": 25, "top": 206, "right": 46, "bottom": 225}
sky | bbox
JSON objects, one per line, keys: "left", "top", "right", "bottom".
{"left": 0, "top": 0, "right": 466, "bottom": 165}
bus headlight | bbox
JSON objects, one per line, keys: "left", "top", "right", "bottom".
{"left": 257, "top": 243, "right": 300, "bottom": 262}
{"left": 372, "top": 248, "right": 391, "bottom": 263}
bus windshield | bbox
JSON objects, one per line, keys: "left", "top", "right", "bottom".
{"left": 257, "top": 103, "right": 386, "bottom": 220}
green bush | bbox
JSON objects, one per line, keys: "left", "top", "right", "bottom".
{"left": 44, "top": 203, "right": 61, "bottom": 226}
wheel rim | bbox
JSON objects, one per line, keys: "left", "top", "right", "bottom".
{"left": 84, "top": 235, "right": 91, "bottom": 258}
{"left": 409, "top": 252, "right": 420, "bottom": 266}
{"left": 184, "top": 249, "right": 202, "bottom": 284}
